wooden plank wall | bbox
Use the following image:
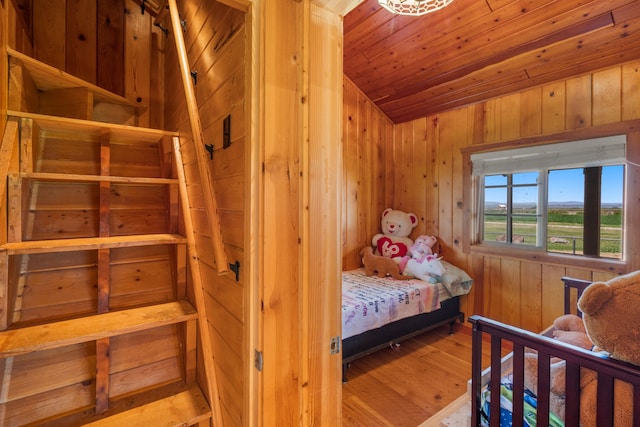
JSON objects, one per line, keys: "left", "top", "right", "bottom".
{"left": 343, "top": 60, "right": 640, "bottom": 333}
{"left": 5, "top": 0, "right": 31, "bottom": 56}
{"left": 12, "top": 0, "right": 164, "bottom": 128}
{"left": 342, "top": 77, "right": 393, "bottom": 270}
{"left": 163, "top": 2, "right": 246, "bottom": 426}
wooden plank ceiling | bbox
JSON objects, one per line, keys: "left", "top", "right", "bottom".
{"left": 344, "top": 0, "right": 640, "bottom": 124}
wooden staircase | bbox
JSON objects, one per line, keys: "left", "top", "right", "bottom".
{"left": 0, "top": 47, "right": 214, "bottom": 426}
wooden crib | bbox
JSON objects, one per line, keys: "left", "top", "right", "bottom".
{"left": 469, "top": 277, "right": 640, "bottom": 426}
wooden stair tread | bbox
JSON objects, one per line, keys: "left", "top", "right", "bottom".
{"left": 82, "top": 385, "right": 211, "bottom": 427}
{"left": 7, "top": 110, "right": 178, "bottom": 143}
{"left": 15, "top": 172, "right": 178, "bottom": 185}
{"left": 2, "top": 234, "right": 187, "bottom": 254}
{"left": 0, "top": 300, "right": 197, "bottom": 358}
{"left": 8, "top": 48, "right": 143, "bottom": 111}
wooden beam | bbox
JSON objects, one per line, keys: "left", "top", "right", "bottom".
{"left": 382, "top": 12, "right": 614, "bottom": 106}
{"left": 98, "top": 130, "right": 111, "bottom": 313}
{"left": 95, "top": 337, "right": 111, "bottom": 414}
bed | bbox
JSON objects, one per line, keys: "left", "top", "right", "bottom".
{"left": 469, "top": 276, "right": 640, "bottom": 426}
{"left": 341, "top": 260, "right": 473, "bottom": 382}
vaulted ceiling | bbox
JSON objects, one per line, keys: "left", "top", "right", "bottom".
{"left": 343, "top": 0, "right": 640, "bottom": 124}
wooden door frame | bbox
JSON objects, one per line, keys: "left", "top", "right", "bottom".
{"left": 246, "top": 0, "right": 355, "bottom": 425}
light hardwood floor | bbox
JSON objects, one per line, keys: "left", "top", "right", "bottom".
{"left": 342, "top": 323, "right": 502, "bottom": 426}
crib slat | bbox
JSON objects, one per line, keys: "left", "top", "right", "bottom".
{"left": 489, "top": 336, "right": 502, "bottom": 427}
{"left": 512, "top": 344, "right": 525, "bottom": 427}
{"left": 596, "top": 373, "right": 614, "bottom": 425}
{"left": 470, "top": 322, "right": 483, "bottom": 427}
{"left": 565, "top": 361, "right": 581, "bottom": 426}
{"left": 537, "top": 351, "right": 551, "bottom": 427}
{"left": 634, "top": 383, "right": 640, "bottom": 426}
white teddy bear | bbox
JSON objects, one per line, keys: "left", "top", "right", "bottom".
{"left": 371, "top": 208, "right": 418, "bottom": 261}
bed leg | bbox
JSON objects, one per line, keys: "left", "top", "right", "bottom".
{"left": 342, "top": 363, "right": 349, "bottom": 383}
{"left": 449, "top": 313, "right": 465, "bottom": 335}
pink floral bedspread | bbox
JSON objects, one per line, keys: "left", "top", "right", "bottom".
{"left": 341, "top": 269, "right": 443, "bottom": 339}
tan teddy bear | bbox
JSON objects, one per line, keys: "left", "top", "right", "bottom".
{"left": 523, "top": 272, "right": 640, "bottom": 426}
{"left": 360, "top": 246, "right": 412, "bottom": 280}
{"left": 578, "top": 271, "right": 640, "bottom": 366}
{"left": 551, "top": 313, "right": 594, "bottom": 350}
{"left": 576, "top": 271, "right": 640, "bottom": 426}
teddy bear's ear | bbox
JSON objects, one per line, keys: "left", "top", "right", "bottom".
{"left": 407, "top": 213, "right": 418, "bottom": 227}
{"left": 553, "top": 314, "right": 585, "bottom": 333}
{"left": 577, "top": 282, "right": 612, "bottom": 316}
{"left": 432, "top": 237, "right": 443, "bottom": 257}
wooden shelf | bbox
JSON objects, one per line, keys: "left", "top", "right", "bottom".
{"left": 82, "top": 385, "right": 211, "bottom": 427}
{"left": 0, "top": 300, "right": 197, "bottom": 358}
{"left": 2, "top": 234, "right": 187, "bottom": 255}
{"left": 8, "top": 48, "right": 143, "bottom": 110}
{"left": 7, "top": 110, "right": 177, "bottom": 143}
{"left": 15, "top": 172, "right": 178, "bottom": 185}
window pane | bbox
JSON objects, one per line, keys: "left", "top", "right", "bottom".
{"left": 548, "top": 168, "right": 585, "bottom": 255}
{"left": 512, "top": 186, "right": 537, "bottom": 207}
{"left": 548, "top": 169, "right": 584, "bottom": 205}
{"left": 547, "top": 166, "right": 624, "bottom": 259}
{"left": 484, "top": 215, "right": 506, "bottom": 242}
{"left": 485, "top": 174, "right": 507, "bottom": 186}
{"left": 484, "top": 186, "right": 506, "bottom": 209}
{"left": 483, "top": 184, "right": 507, "bottom": 241}
{"left": 513, "top": 172, "right": 537, "bottom": 185}
{"left": 512, "top": 218, "right": 535, "bottom": 245}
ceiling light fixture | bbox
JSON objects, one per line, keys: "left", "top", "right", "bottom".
{"left": 378, "top": 0, "right": 454, "bottom": 16}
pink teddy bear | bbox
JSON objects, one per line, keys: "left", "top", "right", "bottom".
{"left": 398, "top": 235, "right": 443, "bottom": 279}
{"left": 410, "top": 235, "right": 439, "bottom": 262}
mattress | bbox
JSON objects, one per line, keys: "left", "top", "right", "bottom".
{"left": 341, "top": 261, "right": 472, "bottom": 339}
{"left": 480, "top": 372, "right": 564, "bottom": 427}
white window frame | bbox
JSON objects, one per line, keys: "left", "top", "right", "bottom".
{"left": 470, "top": 135, "right": 626, "bottom": 257}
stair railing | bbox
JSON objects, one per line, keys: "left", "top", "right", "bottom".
{"left": 164, "top": 1, "right": 228, "bottom": 425}
{"left": 167, "top": 0, "right": 229, "bottom": 275}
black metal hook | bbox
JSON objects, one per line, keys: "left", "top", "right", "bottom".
{"left": 204, "top": 144, "right": 213, "bottom": 159}
{"left": 229, "top": 261, "right": 240, "bottom": 282}
{"left": 154, "top": 22, "right": 168, "bottom": 37}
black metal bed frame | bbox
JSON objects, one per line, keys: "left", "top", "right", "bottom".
{"left": 342, "top": 295, "right": 464, "bottom": 382}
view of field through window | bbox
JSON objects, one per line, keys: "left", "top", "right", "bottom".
{"left": 483, "top": 166, "right": 623, "bottom": 258}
